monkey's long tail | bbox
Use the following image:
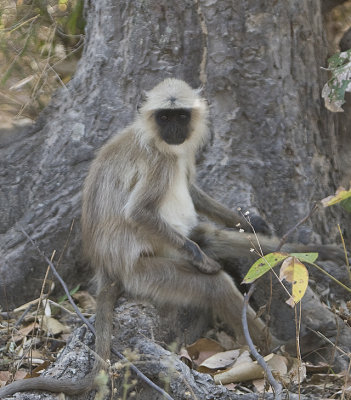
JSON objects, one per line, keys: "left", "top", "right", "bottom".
{"left": 0, "top": 376, "right": 94, "bottom": 398}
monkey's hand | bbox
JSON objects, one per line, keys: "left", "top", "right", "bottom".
{"left": 250, "top": 215, "right": 272, "bottom": 236}
{"left": 183, "top": 239, "right": 222, "bottom": 274}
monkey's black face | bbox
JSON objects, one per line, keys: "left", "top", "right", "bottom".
{"left": 155, "top": 109, "right": 192, "bottom": 145}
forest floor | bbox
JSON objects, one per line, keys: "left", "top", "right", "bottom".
{"left": 1, "top": 290, "right": 350, "bottom": 399}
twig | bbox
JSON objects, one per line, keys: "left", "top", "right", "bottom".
{"left": 14, "top": 304, "right": 33, "bottom": 328}
{"left": 337, "top": 223, "right": 350, "bottom": 282}
{"left": 37, "top": 251, "right": 55, "bottom": 351}
{"left": 310, "top": 262, "right": 351, "bottom": 293}
{"left": 310, "top": 329, "right": 350, "bottom": 358}
{"left": 47, "top": 299, "right": 92, "bottom": 316}
{"left": 4, "top": 14, "right": 40, "bottom": 33}
{"left": 294, "top": 302, "right": 302, "bottom": 399}
{"left": 20, "top": 227, "right": 174, "bottom": 400}
{"left": 242, "top": 284, "right": 283, "bottom": 400}
{"left": 277, "top": 203, "right": 318, "bottom": 251}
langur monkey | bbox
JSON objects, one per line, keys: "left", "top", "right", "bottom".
{"left": 0, "top": 79, "right": 344, "bottom": 398}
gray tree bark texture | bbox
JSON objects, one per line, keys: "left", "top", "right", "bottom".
{"left": 1, "top": 0, "right": 351, "bottom": 396}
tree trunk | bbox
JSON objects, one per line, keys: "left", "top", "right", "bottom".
{"left": 1, "top": 0, "right": 350, "bottom": 392}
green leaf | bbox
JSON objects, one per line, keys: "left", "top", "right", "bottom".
{"left": 322, "top": 50, "right": 351, "bottom": 112}
{"left": 242, "top": 252, "right": 289, "bottom": 284}
{"left": 341, "top": 197, "right": 351, "bottom": 213}
{"left": 321, "top": 187, "right": 351, "bottom": 207}
{"left": 289, "top": 252, "right": 319, "bottom": 263}
{"left": 334, "top": 79, "right": 351, "bottom": 101}
{"left": 58, "top": 284, "right": 81, "bottom": 303}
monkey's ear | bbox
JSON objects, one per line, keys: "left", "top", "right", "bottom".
{"left": 195, "top": 86, "right": 209, "bottom": 105}
{"left": 195, "top": 86, "right": 204, "bottom": 95}
{"left": 137, "top": 90, "right": 147, "bottom": 113}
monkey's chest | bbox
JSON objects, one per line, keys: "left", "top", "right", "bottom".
{"left": 159, "top": 171, "right": 197, "bottom": 236}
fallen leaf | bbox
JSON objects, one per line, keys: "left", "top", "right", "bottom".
{"left": 179, "top": 348, "right": 193, "bottom": 368}
{"left": 41, "top": 316, "right": 70, "bottom": 335}
{"left": 44, "top": 302, "right": 51, "bottom": 317}
{"left": 13, "top": 370, "right": 27, "bottom": 381}
{"left": 24, "top": 361, "right": 51, "bottom": 378}
{"left": 252, "top": 378, "right": 272, "bottom": 393}
{"left": 268, "top": 354, "right": 288, "bottom": 376}
{"left": 234, "top": 350, "right": 252, "bottom": 366}
{"left": 12, "top": 322, "right": 40, "bottom": 342}
{"left": 14, "top": 298, "right": 43, "bottom": 313}
{"left": 186, "top": 338, "right": 224, "bottom": 366}
{"left": 223, "top": 383, "right": 237, "bottom": 391}
{"left": 0, "top": 371, "right": 11, "bottom": 386}
{"left": 214, "top": 353, "right": 292, "bottom": 386}
{"left": 199, "top": 349, "right": 240, "bottom": 371}
{"left": 305, "top": 362, "right": 330, "bottom": 373}
{"left": 0, "top": 370, "right": 27, "bottom": 386}
{"left": 73, "top": 291, "right": 96, "bottom": 311}
{"left": 214, "top": 360, "right": 263, "bottom": 384}
{"left": 310, "top": 373, "right": 345, "bottom": 384}
{"left": 286, "top": 357, "right": 306, "bottom": 384}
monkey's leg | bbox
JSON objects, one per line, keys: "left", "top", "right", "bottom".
{"left": 0, "top": 280, "right": 123, "bottom": 398}
{"left": 94, "top": 280, "right": 124, "bottom": 366}
{"left": 123, "top": 257, "right": 270, "bottom": 350}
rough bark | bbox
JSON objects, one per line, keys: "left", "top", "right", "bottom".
{"left": 1, "top": 0, "right": 351, "bottom": 395}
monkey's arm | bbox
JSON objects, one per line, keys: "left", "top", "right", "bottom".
{"left": 125, "top": 177, "right": 221, "bottom": 274}
{"left": 190, "top": 184, "right": 262, "bottom": 232}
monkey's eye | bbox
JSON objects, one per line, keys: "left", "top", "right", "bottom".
{"left": 160, "top": 115, "right": 168, "bottom": 121}
{"left": 179, "top": 114, "right": 188, "bottom": 119}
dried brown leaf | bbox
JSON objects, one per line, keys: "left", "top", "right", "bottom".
{"left": 186, "top": 338, "right": 224, "bottom": 366}
{"left": 41, "top": 316, "right": 70, "bottom": 335}
{"left": 72, "top": 291, "right": 96, "bottom": 312}
{"left": 199, "top": 349, "right": 240, "bottom": 371}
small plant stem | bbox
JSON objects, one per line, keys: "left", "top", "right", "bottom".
{"left": 7, "top": 14, "right": 40, "bottom": 33}
{"left": 311, "top": 262, "right": 351, "bottom": 293}
{"left": 14, "top": 304, "right": 33, "bottom": 328}
{"left": 337, "top": 224, "right": 350, "bottom": 282}
{"left": 294, "top": 302, "right": 302, "bottom": 400}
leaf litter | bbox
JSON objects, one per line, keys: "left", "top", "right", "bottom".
{"left": 0, "top": 290, "right": 95, "bottom": 387}
{"left": 179, "top": 331, "right": 351, "bottom": 398}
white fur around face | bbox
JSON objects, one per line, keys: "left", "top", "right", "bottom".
{"left": 135, "top": 78, "right": 209, "bottom": 156}
{"left": 159, "top": 157, "right": 197, "bottom": 236}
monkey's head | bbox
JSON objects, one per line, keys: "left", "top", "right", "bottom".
{"left": 136, "top": 79, "right": 209, "bottom": 153}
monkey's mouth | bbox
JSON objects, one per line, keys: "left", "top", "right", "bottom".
{"left": 160, "top": 128, "right": 189, "bottom": 145}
